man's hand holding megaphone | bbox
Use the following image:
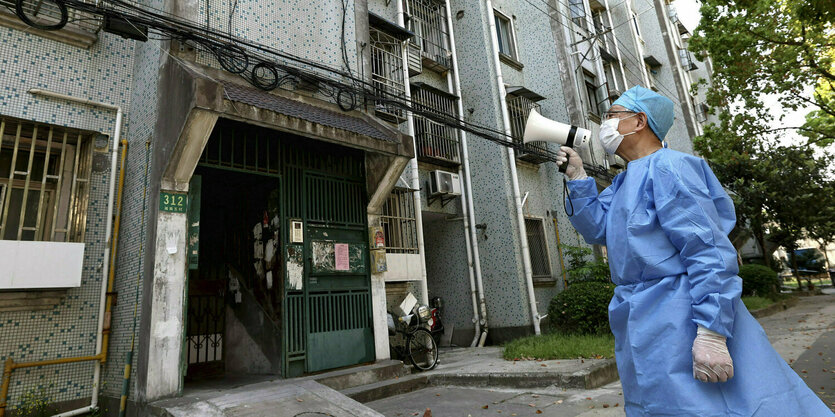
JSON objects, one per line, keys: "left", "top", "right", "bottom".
{"left": 557, "top": 147, "right": 587, "bottom": 180}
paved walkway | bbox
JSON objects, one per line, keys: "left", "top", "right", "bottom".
{"left": 367, "top": 293, "right": 835, "bottom": 416}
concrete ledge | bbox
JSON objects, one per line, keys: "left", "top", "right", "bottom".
{"left": 431, "top": 358, "right": 618, "bottom": 390}
{"left": 750, "top": 296, "right": 799, "bottom": 318}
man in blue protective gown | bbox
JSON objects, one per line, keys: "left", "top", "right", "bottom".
{"left": 556, "top": 85, "right": 832, "bottom": 416}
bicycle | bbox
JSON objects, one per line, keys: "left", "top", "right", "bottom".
{"left": 387, "top": 304, "right": 439, "bottom": 371}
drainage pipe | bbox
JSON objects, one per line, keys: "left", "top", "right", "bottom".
{"left": 484, "top": 3, "right": 541, "bottom": 335}
{"left": 27, "top": 88, "right": 123, "bottom": 417}
{"left": 445, "top": 0, "right": 487, "bottom": 347}
{"left": 397, "top": 0, "right": 430, "bottom": 305}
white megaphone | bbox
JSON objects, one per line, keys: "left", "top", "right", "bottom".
{"left": 523, "top": 109, "right": 591, "bottom": 150}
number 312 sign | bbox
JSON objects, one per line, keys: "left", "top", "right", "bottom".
{"left": 160, "top": 191, "right": 188, "bottom": 213}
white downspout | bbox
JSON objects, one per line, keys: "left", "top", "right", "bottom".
{"left": 484, "top": 3, "right": 541, "bottom": 335}
{"left": 396, "top": 1, "right": 430, "bottom": 305}
{"left": 28, "top": 89, "right": 122, "bottom": 417}
{"left": 445, "top": 0, "right": 486, "bottom": 347}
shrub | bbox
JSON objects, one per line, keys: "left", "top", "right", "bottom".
{"left": 548, "top": 281, "right": 614, "bottom": 335}
{"left": 560, "top": 244, "right": 611, "bottom": 284}
{"left": 739, "top": 264, "right": 781, "bottom": 299}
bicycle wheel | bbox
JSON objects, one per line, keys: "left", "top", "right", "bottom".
{"left": 15, "top": 0, "right": 68, "bottom": 31}
{"left": 407, "top": 328, "right": 438, "bottom": 371}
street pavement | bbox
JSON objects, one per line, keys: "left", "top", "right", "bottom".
{"left": 367, "top": 291, "right": 835, "bottom": 417}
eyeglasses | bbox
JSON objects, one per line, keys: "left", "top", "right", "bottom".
{"left": 602, "top": 110, "right": 636, "bottom": 120}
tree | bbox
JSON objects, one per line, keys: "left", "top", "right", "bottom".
{"left": 689, "top": 0, "right": 835, "bottom": 150}
{"left": 687, "top": 0, "right": 835, "bottom": 281}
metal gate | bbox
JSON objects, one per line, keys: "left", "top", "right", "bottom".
{"left": 194, "top": 118, "right": 373, "bottom": 378}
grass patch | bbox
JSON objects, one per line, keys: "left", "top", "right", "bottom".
{"left": 742, "top": 296, "right": 776, "bottom": 311}
{"left": 502, "top": 332, "right": 615, "bottom": 360}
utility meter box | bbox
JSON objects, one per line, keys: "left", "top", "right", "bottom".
{"left": 429, "top": 170, "right": 461, "bottom": 197}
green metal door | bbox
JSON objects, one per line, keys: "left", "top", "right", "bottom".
{"left": 303, "top": 172, "right": 374, "bottom": 373}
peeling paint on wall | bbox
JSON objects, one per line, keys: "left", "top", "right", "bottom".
{"left": 286, "top": 245, "right": 304, "bottom": 290}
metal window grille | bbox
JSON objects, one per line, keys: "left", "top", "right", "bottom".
{"left": 696, "top": 102, "right": 709, "bottom": 123}
{"left": 412, "top": 86, "right": 460, "bottom": 166}
{"left": 0, "top": 0, "right": 103, "bottom": 33}
{"left": 406, "top": 0, "right": 451, "bottom": 71}
{"left": 507, "top": 95, "right": 549, "bottom": 163}
{"left": 679, "top": 48, "right": 697, "bottom": 71}
{"left": 380, "top": 188, "right": 418, "bottom": 254}
{"left": 0, "top": 116, "right": 93, "bottom": 242}
{"left": 525, "top": 218, "right": 552, "bottom": 279}
{"left": 370, "top": 28, "right": 406, "bottom": 124}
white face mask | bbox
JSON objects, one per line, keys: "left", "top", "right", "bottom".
{"left": 599, "top": 114, "right": 637, "bottom": 155}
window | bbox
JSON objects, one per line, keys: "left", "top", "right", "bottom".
{"left": 525, "top": 218, "right": 552, "bottom": 280}
{"left": 407, "top": 0, "right": 451, "bottom": 70}
{"left": 380, "top": 188, "right": 418, "bottom": 254}
{"left": 632, "top": 11, "right": 642, "bottom": 39}
{"left": 569, "top": 0, "right": 587, "bottom": 29}
{"left": 506, "top": 94, "right": 549, "bottom": 163}
{"left": 0, "top": 116, "right": 93, "bottom": 242}
{"left": 369, "top": 27, "right": 406, "bottom": 123}
{"left": 494, "top": 11, "right": 517, "bottom": 60}
{"left": 584, "top": 73, "right": 603, "bottom": 117}
{"left": 412, "top": 84, "right": 460, "bottom": 166}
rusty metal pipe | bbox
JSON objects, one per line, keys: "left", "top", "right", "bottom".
{"left": 0, "top": 354, "right": 104, "bottom": 417}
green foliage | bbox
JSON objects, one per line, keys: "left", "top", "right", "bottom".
{"left": 560, "top": 244, "right": 611, "bottom": 284}
{"left": 15, "top": 386, "right": 53, "bottom": 417}
{"left": 741, "top": 296, "right": 776, "bottom": 311}
{"left": 548, "top": 281, "right": 614, "bottom": 335}
{"left": 688, "top": 0, "right": 835, "bottom": 268}
{"left": 739, "top": 264, "right": 781, "bottom": 299}
{"left": 502, "top": 332, "right": 615, "bottom": 360}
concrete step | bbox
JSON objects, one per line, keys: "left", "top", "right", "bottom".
{"left": 341, "top": 373, "right": 431, "bottom": 404}
{"left": 315, "top": 359, "right": 412, "bottom": 391}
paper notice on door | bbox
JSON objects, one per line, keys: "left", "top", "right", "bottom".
{"left": 335, "top": 243, "right": 349, "bottom": 271}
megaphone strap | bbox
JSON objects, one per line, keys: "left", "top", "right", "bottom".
{"left": 565, "top": 126, "right": 577, "bottom": 148}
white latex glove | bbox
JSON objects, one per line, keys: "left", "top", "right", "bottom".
{"left": 557, "top": 146, "right": 587, "bottom": 180}
{"left": 692, "top": 326, "right": 734, "bottom": 383}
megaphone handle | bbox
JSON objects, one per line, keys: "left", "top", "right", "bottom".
{"left": 558, "top": 161, "right": 567, "bottom": 174}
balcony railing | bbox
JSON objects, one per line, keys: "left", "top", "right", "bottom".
{"left": 412, "top": 84, "right": 460, "bottom": 166}
{"left": 507, "top": 95, "right": 550, "bottom": 164}
{"left": 370, "top": 28, "right": 407, "bottom": 124}
{"left": 407, "top": 0, "right": 451, "bottom": 72}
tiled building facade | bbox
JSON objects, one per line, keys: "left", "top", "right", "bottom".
{"left": 0, "top": 0, "right": 713, "bottom": 414}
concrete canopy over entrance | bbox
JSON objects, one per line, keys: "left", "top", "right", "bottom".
{"left": 137, "top": 56, "right": 414, "bottom": 403}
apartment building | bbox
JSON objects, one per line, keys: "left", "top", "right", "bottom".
{"left": 0, "top": 0, "right": 711, "bottom": 414}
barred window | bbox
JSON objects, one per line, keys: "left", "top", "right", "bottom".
{"left": 0, "top": 116, "right": 93, "bottom": 242}
{"left": 412, "top": 84, "right": 460, "bottom": 166}
{"left": 507, "top": 94, "right": 549, "bottom": 163}
{"left": 370, "top": 27, "right": 406, "bottom": 123}
{"left": 380, "top": 188, "right": 418, "bottom": 254}
{"left": 525, "top": 218, "right": 552, "bottom": 279}
{"left": 407, "top": 0, "right": 451, "bottom": 69}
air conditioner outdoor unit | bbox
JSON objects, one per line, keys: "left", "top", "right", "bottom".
{"left": 429, "top": 170, "right": 461, "bottom": 197}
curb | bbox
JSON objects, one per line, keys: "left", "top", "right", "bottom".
{"left": 750, "top": 296, "right": 799, "bottom": 318}
{"left": 430, "top": 358, "right": 619, "bottom": 390}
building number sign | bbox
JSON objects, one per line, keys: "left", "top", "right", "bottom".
{"left": 159, "top": 191, "right": 188, "bottom": 213}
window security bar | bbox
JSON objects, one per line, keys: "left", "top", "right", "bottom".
{"left": 370, "top": 28, "right": 407, "bottom": 124}
{"left": 0, "top": 0, "right": 103, "bottom": 33}
{"left": 412, "top": 86, "right": 460, "bottom": 166}
{"left": 525, "top": 218, "right": 552, "bottom": 279}
{"left": 0, "top": 116, "right": 92, "bottom": 242}
{"left": 380, "top": 188, "right": 418, "bottom": 254}
{"left": 406, "top": 0, "right": 451, "bottom": 71}
{"left": 507, "top": 95, "right": 550, "bottom": 164}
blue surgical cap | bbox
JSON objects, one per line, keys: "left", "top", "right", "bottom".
{"left": 611, "top": 85, "right": 674, "bottom": 141}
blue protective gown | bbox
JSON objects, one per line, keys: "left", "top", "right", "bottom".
{"left": 567, "top": 148, "right": 832, "bottom": 417}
